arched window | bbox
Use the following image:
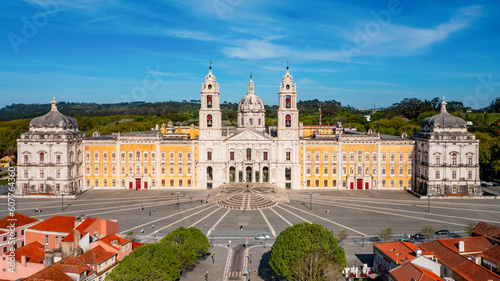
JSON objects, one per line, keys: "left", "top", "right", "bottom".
{"left": 207, "top": 167, "right": 213, "bottom": 180}
{"left": 207, "top": 95, "right": 212, "bottom": 108}
{"left": 39, "top": 152, "right": 44, "bottom": 164}
{"left": 258, "top": 118, "right": 261, "bottom": 126}
{"left": 285, "top": 114, "right": 291, "bottom": 127}
{"left": 451, "top": 153, "right": 457, "bottom": 165}
{"left": 249, "top": 118, "right": 253, "bottom": 125}
{"left": 285, "top": 167, "right": 291, "bottom": 180}
{"left": 247, "top": 148, "right": 252, "bottom": 160}
{"left": 207, "top": 114, "right": 212, "bottom": 127}
{"left": 285, "top": 95, "right": 291, "bottom": 108}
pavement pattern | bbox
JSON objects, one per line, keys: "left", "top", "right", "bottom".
{"left": 3, "top": 189, "right": 500, "bottom": 280}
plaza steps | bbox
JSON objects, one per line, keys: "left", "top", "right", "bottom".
{"left": 211, "top": 182, "right": 288, "bottom": 210}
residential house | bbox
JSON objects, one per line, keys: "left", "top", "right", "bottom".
{"left": 77, "top": 245, "right": 117, "bottom": 281}
{"left": 0, "top": 213, "right": 40, "bottom": 254}
{"left": 89, "top": 234, "right": 132, "bottom": 261}
{"left": 0, "top": 241, "right": 45, "bottom": 280}
{"left": 24, "top": 255, "right": 93, "bottom": 281}
{"left": 472, "top": 222, "right": 500, "bottom": 245}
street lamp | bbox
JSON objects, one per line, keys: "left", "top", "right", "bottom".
{"left": 212, "top": 251, "right": 214, "bottom": 264}
{"left": 427, "top": 194, "right": 431, "bottom": 212}
{"left": 309, "top": 192, "right": 313, "bottom": 211}
{"left": 176, "top": 192, "right": 181, "bottom": 210}
{"left": 61, "top": 193, "right": 64, "bottom": 212}
{"left": 249, "top": 251, "right": 252, "bottom": 264}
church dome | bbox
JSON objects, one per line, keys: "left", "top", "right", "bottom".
{"left": 420, "top": 98, "right": 466, "bottom": 131}
{"left": 30, "top": 97, "right": 78, "bottom": 130}
{"left": 238, "top": 77, "right": 265, "bottom": 112}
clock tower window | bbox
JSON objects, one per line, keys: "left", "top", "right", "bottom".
{"left": 285, "top": 115, "right": 291, "bottom": 127}
{"left": 207, "top": 114, "right": 212, "bottom": 127}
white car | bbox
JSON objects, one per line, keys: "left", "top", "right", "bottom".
{"left": 255, "top": 234, "right": 270, "bottom": 240}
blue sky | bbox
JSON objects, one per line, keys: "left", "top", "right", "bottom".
{"left": 1, "top": 0, "right": 499, "bottom": 110}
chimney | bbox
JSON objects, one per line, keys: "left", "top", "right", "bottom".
{"left": 74, "top": 230, "right": 81, "bottom": 242}
{"left": 21, "top": 255, "right": 27, "bottom": 266}
{"left": 458, "top": 241, "right": 465, "bottom": 252}
{"left": 415, "top": 249, "right": 422, "bottom": 257}
{"left": 44, "top": 250, "right": 54, "bottom": 268}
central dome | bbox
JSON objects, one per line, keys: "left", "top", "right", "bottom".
{"left": 238, "top": 77, "right": 265, "bottom": 112}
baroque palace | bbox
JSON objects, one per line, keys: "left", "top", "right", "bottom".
{"left": 15, "top": 66, "right": 481, "bottom": 196}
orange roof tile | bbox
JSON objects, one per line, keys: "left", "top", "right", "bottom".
{"left": 420, "top": 240, "right": 500, "bottom": 281}
{"left": 473, "top": 222, "right": 500, "bottom": 241}
{"left": 62, "top": 217, "right": 99, "bottom": 242}
{"left": 0, "top": 213, "right": 39, "bottom": 229}
{"left": 483, "top": 244, "right": 500, "bottom": 264}
{"left": 77, "top": 245, "right": 116, "bottom": 266}
{"left": 27, "top": 216, "right": 76, "bottom": 233}
{"left": 97, "top": 234, "right": 131, "bottom": 249}
{"left": 390, "top": 262, "right": 443, "bottom": 281}
{"left": 23, "top": 263, "right": 74, "bottom": 281}
{"left": 438, "top": 236, "right": 493, "bottom": 254}
{"left": 14, "top": 241, "right": 44, "bottom": 263}
{"left": 58, "top": 255, "right": 92, "bottom": 274}
{"left": 132, "top": 242, "right": 145, "bottom": 250}
{"left": 374, "top": 241, "right": 425, "bottom": 265}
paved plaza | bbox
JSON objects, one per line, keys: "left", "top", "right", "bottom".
{"left": 2, "top": 189, "right": 500, "bottom": 280}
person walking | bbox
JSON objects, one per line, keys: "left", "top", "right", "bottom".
{"left": 140, "top": 228, "right": 144, "bottom": 234}
{"left": 204, "top": 223, "right": 207, "bottom": 228}
{"left": 152, "top": 224, "right": 155, "bottom": 229}
{"left": 240, "top": 225, "right": 243, "bottom": 230}
{"left": 149, "top": 212, "right": 151, "bottom": 216}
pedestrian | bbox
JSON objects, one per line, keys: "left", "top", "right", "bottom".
{"left": 153, "top": 209, "right": 155, "bottom": 212}
{"left": 190, "top": 196, "right": 192, "bottom": 200}
{"left": 149, "top": 212, "right": 151, "bottom": 216}
{"left": 240, "top": 225, "right": 243, "bottom": 230}
{"left": 152, "top": 224, "right": 155, "bottom": 229}
{"left": 34, "top": 208, "right": 38, "bottom": 213}
{"left": 243, "top": 208, "right": 245, "bottom": 213}
{"left": 39, "top": 208, "right": 42, "bottom": 212}
{"left": 140, "top": 228, "right": 144, "bottom": 234}
{"left": 204, "top": 223, "right": 207, "bottom": 228}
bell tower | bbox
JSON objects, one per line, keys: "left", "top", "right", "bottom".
{"left": 277, "top": 63, "right": 299, "bottom": 140}
{"left": 199, "top": 62, "right": 222, "bottom": 140}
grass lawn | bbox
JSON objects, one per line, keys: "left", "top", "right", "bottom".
{"left": 467, "top": 112, "right": 500, "bottom": 123}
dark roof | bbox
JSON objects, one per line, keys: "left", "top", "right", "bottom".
{"left": 29, "top": 98, "right": 78, "bottom": 130}
{"left": 420, "top": 98, "right": 466, "bottom": 132}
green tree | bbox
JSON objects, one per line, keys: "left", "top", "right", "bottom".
{"left": 160, "top": 227, "right": 210, "bottom": 271}
{"left": 336, "top": 231, "right": 348, "bottom": 245}
{"left": 124, "top": 231, "right": 138, "bottom": 242}
{"left": 377, "top": 227, "right": 393, "bottom": 242}
{"left": 269, "top": 223, "right": 346, "bottom": 281}
{"left": 106, "top": 243, "right": 180, "bottom": 281}
{"left": 464, "top": 222, "right": 477, "bottom": 236}
{"left": 420, "top": 225, "right": 436, "bottom": 240}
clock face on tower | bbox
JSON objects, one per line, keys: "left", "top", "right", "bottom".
{"left": 286, "top": 130, "right": 291, "bottom": 136}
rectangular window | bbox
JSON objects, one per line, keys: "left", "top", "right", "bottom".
{"left": 323, "top": 166, "right": 328, "bottom": 175}
{"left": 230, "top": 151, "right": 235, "bottom": 161}
{"left": 136, "top": 151, "right": 141, "bottom": 162}
{"left": 161, "top": 152, "right": 166, "bottom": 162}
{"left": 365, "top": 153, "right": 370, "bottom": 162}
{"left": 342, "top": 166, "right": 347, "bottom": 175}
{"left": 286, "top": 151, "right": 291, "bottom": 161}
{"left": 95, "top": 179, "right": 99, "bottom": 187}
{"left": 112, "top": 152, "right": 116, "bottom": 162}
{"left": 143, "top": 152, "right": 148, "bottom": 162}
{"left": 382, "top": 153, "right": 386, "bottom": 162}
{"left": 178, "top": 165, "right": 183, "bottom": 175}
{"left": 24, "top": 155, "right": 29, "bottom": 164}
{"left": 121, "top": 152, "right": 125, "bottom": 161}
{"left": 121, "top": 180, "right": 125, "bottom": 187}
{"left": 372, "top": 152, "right": 377, "bottom": 162}
{"left": 45, "top": 235, "right": 49, "bottom": 245}
{"left": 399, "top": 153, "right": 403, "bottom": 162}
{"left": 56, "top": 170, "right": 60, "bottom": 178}
{"left": 436, "top": 170, "right": 440, "bottom": 179}
{"left": 332, "top": 180, "right": 337, "bottom": 187}
{"left": 350, "top": 153, "right": 354, "bottom": 162}
{"left": 452, "top": 171, "right": 457, "bottom": 179}
{"left": 468, "top": 170, "right": 473, "bottom": 179}
{"left": 169, "top": 152, "right": 174, "bottom": 162}
{"left": 170, "top": 179, "right": 174, "bottom": 187}
{"left": 399, "top": 166, "right": 403, "bottom": 175}
{"left": 372, "top": 166, "right": 377, "bottom": 175}
{"left": 103, "top": 179, "right": 108, "bottom": 187}
{"left": 323, "top": 152, "right": 328, "bottom": 162}
{"left": 56, "top": 155, "right": 61, "bottom": 164}
{"left": 390, "top": 166, "right": 395, "bottom": 175}
{"left": 365, "top": 166, "right": 369, "bottom": 175}
{"left": 324, "top": 180, "right": 328, "bottom": 187}
{"left": 390, "top": 180, "right": 395, "bottom": 188}
{"left": 315, "top": 180, "right": 319, "bottom": 187}
{"left": 263, "top": 151, "right": 268, "bottom": 161}
{"left": 342, "top": 153, "right": 347, "bottom": 162}
{"left": 408, "top": 152, "right": 412, "bottom": 162}
{"left": 178, "top": 152, "right": 183, "bottom": 162}
{"left": 382, "top": 180, "right": 386, "bottom": 187}
{"left": 382, "top": 166, "right": 386, "bottom": 175}
{"left": 306, "top": 152, "right": 311, "bottom": 162}
{"left": 170, "top": 165, "right": 174, "bottom": 175}
{"left": 399, "top": 180, "right": 403, "bottom": 188}
{"left": 161, "top": 179, "right": 166, "bottom": 187}
{"left": 390, "top": 153, "right": 395, "bottom": 162}
{"left": 94, "top": 152, "right": 99, "bottom": 162}
{"left": 151, "top": 152, "right": 156, "bottom": 162}
{"left": 332, "top": 166, "right": 337, "bottom": 174}
{"left": 55, "top": 236, "right": 59, "bottom": 244}
{"left": 188, "top": 179, "right": 192, "bottom": 187}
{"left": 103, "top": 152, "right": 108, "bottom": 162}
{"left": 306, "top": 180, "right": 311, "bottom": 187}
{"left": 179, "top": 179, "right": 183, "bottom": 187}
{"left": 186, "top": 152, "right": 191, "bottom": 162}
{"left": 315, "top": 166, "right": 320, "bottom": 175}
{"left": 207, "top": 151, "right": 212, "bottom": 161}
{"left": 40, "top": 170, "right": 45, "bottom": 178}
{"left": 332, "top": 153, "right": 337, "bottom": 162}
{"left": 306, "top": 165, "right": 311, "bottom": 175}
{"left": 128, "top": 152, "right": 133, "bottom": 162}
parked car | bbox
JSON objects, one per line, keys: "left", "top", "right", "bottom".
{"left": 399, "top": 238, "right": 411, "bottom": 242}
{"left": 412, "top": 233, "right": 426, "bottom": 240}
{"left": 435, "top": 229, "right": 449, "bottom": 235}
{"left": 481, "top": 181, "right": 488, "bottom": 187}
{"left": 255, "top": 234, "right": 270, "bottom": 240}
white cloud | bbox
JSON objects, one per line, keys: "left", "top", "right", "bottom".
{"left": 165, "top": 30, "right": 215, "bottom": 41}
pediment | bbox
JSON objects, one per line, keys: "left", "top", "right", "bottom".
{"left": 226, "top": 129, "right": 271, "bottom": 142}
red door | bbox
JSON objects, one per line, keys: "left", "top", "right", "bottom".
{"left": 350, "top": 182, "right": 354, "bottom": 189}
{"left": 356, "top": 179, "right": 363, "bottom": 190}
{"left": 144, "top": 182, "right": 148, "bottom": 189}
{"left": 135, "top": 178, "right": 141, "bottom": 190}
{"left": 129, "top": 182, "right": 133, "bottom": 189}
{"left": 365, "top": 182, "right": 369, "bottom": 190}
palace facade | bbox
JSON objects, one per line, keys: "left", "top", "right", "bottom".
{"left": 15, "top": 66, "right": 481, "bottom": 196}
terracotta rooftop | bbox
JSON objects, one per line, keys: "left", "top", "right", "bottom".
{"left": 374, "top": 241, "right": 427, "bottom": 265}
{"left": 58, "top": 255, "right": 92, "bottom": 274}
{"left": 0, "top": 213, "right": 39, "bottom": 229}
{"left": 438, "top": 236, "right": 493, "bottom": 254}
{"left": 23, "top": 263, "right": 74, "bottom": 281}
{"left": 77, "top": 245, "right": 116, "bottom": 265}
{"left": 473, "top": 222, "right": 500, "bottom": 241}
{"left": 390, "top": 262, "right": 443, "bottom": 281}
{"left": 98, "top": 233, "right": 131, "bottom": 249}
{"left": 27, "top": 216, "right": 76, "bottom": 233}
{"left": 14, "top": 241, "right": 45, "bottom": 263}
{"left": 62, "top": 217, "right": 98, "bottom": 242}
{"left": 483, "top": 244, "right": 500, "bottom": 264}
{"left": 132, "top": 242, "right": 145, "bottom": 250}
{"left": 420, "top": 240, "right": 500, "bottom": 281}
